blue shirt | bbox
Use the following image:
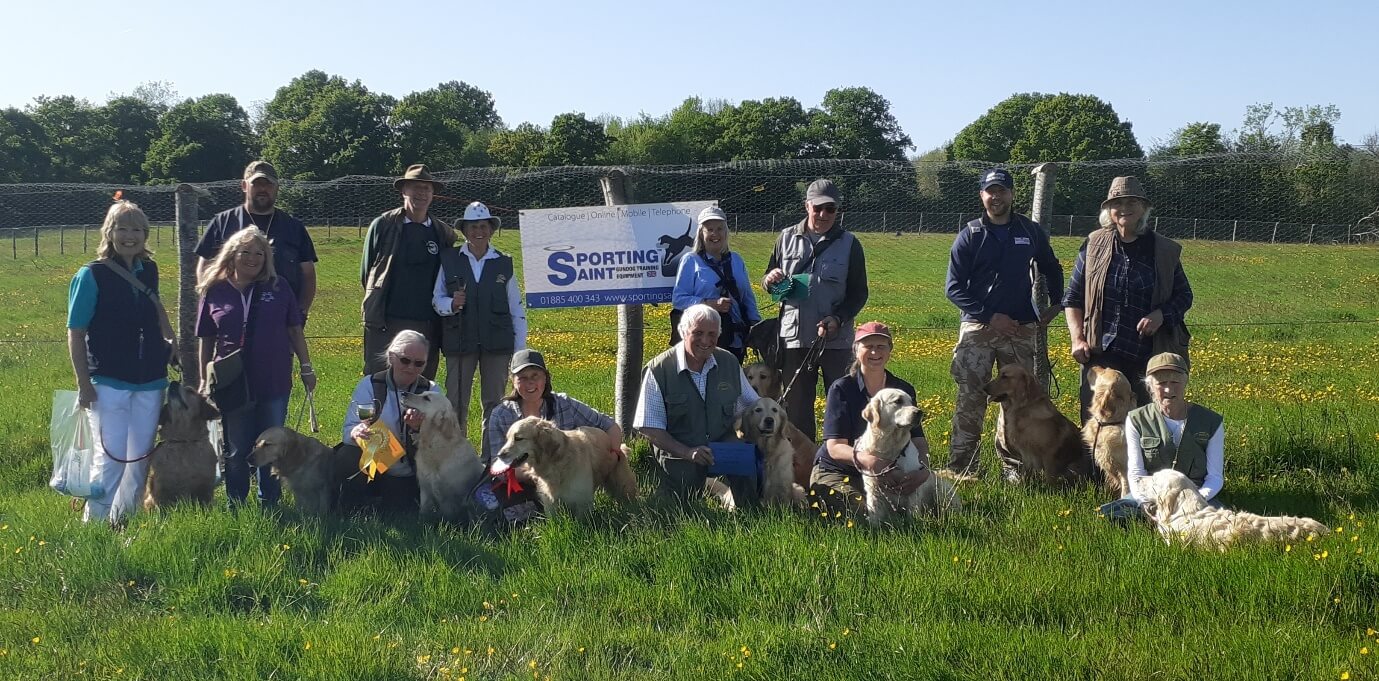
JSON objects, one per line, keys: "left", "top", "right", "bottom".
{"left": 195, "top": 206, "right": 317, "bottom": 300}
{"left": 945, "top": 214, "right": 1064, "bottom": 324}
{"left": 671, "top": 251, "right": 761, "bottom": 347}
{"left": 67, "top": 261, "right": 167, "bottom": 392}
{"left": 813, "top": 371, "right": 926, "bottom": 475}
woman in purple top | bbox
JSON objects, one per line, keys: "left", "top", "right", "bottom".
{"left": 196, "top": 228, "right": 315, "bottom": 508}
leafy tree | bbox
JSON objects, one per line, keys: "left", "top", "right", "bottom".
{"left": 101, "top": 96, "right": 161, "bottom": 183}
{"left": 948, "top": 93, "right": 1051, "bottom": 163}
{"left": 392, "top": 80, "right": 502, "bottom": 171}
{"left": 26, "top": 96, "right": 116, "bottom": 182}
{"left": 487, "top": 123, "right": 548, "bottom": 167}
{"left": 142, "top": 94, "right": 255, "bottom": 183}
{"left": 0, "top": 108, "right": 52, "bottom": 182}
{"left": 712, "top": 97, "right": 811, "bottom": 160}
{"left": 807, "top": 87, "right": 912, "bottom": 160}
{"left": 259, "top": 71, "right": 396, "bottom": 179}
{"left": 539, "top": 113, "right": 608, "bottom": 166}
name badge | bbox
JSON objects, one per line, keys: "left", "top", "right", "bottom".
{"left": 1014, "top": 237, "right": 1031, "bottom": 245}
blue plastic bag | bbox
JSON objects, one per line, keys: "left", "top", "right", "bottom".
{"left": 49, "top": 391, "right": 104, "bottom": 499}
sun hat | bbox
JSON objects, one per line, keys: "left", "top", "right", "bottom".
{"left": 461, "top": 201, "right": 499, "bottom": 229}
{"left": 392, "top": 164, "right": 444, "bottom": 192}
{"left": 1101, "top": 176, "right": 1152, "bottom": 209}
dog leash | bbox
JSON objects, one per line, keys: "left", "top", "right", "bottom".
{"left": 779, "top": 334, "right": 826, "bottom": 404}
{"left": 294, "top": 389, "right": 320, "bottom": 433}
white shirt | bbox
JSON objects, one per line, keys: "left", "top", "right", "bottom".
{"left": 1126, "top": 410, "right": 1225, "bottom": 502}
{"left": 431, "top": 243, "right": 527, "bottom": 350}
{"left": 633, "top": 343, "right": 759, "bottom": 430}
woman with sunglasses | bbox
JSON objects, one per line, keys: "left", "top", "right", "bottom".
{"left": 338, "top": 329, "right": 444, "bottom": 514}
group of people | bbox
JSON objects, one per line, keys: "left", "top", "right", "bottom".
{"left": 65, "top": 157, "right": 1221, "bottom": 525}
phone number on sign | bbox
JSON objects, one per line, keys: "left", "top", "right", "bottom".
{"left": 528, "top": 290, "right": 672, "bottom": 308}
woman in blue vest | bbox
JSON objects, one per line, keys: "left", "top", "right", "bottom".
{"left": 1100, "top": 352, "right": 1224, "bottom": 520}
{"left": 196, "top": 228, "right": 315, "bottom": 508}
{"left": 671, "top": 206, "right": 761, "bottom": 362}
{"left": 67, "top": 201, "right": 175, "bottom": 526}
{"left": 338, "top": 330, "right": 443, "bottom": 514}
{"left": 432, "top": 201, "right": 526, "bottom": 453}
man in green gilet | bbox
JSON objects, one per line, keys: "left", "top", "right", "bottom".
{"left": 1100, "top": 351, "right": 1225, "bottom": 520}
{"left": 635, "top": 304, "right": 761, "bottom": 506}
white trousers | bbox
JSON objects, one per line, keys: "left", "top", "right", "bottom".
{"left": 84, "top": 384, "right": 161, "bottom": 524}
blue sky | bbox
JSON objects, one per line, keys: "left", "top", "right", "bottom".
{"left": 5, "top": 0, "right": 1375, "bottom": 154}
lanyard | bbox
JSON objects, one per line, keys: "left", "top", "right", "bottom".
{"left": 237, "top": 284, "right": 254, "bottom": 345}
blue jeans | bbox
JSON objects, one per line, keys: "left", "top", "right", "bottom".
{"left": 223, "top": 394, "right": 289, "bottom": 507}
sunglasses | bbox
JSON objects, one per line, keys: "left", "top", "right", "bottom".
{"left": 392, "top": 354, "right": 427, "bottom": 368}
{"left": 810, "top": 203, "right": 838, "bottom": 215}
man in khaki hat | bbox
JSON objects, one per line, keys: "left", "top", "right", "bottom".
{"left": 1099, "top": 351, "right": 1225, "bottom": 520}
{"left": 360, "top": 164, "right": 454, "bottom": 377}
{"left": 196, "top": 160, "right": 318, "bottom": 316}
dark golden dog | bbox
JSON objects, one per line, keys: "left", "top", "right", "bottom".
{"left": 143, "top": 381, "right": 220, "bottom": 511}
{"left": 1083, "top": 366, "right": 1135, "bottom": 497}
{"left": 251, "top": 426, "right": 347, "bottom": 516}
{"left": 984, "top": 365, "right": 1091, "bottom": 484}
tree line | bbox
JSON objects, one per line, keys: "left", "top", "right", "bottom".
{"left": 1, "top": 72, "right": 1375, "bottom": 223}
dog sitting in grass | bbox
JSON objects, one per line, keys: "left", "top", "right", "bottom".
{"left": 735, "top": 398, "right": 806, "bottom": 508}
{"left": 742, "top": 362, "right": 816, "bottom": 486}
{"left": 491, "top": 416, "right": 638, "bottom": 516}
{"left": 142, "top": 381, "right": 220, "bottom": 511}
{"left": 250, "top": 426, "right": 346, "bottom": 516}
{"left": 856, "top": 389, "right": 960, "bottom": 526}
{"left": 400, "top": 391, "right": 488, "bottom": 523}
{"left": 1083, "top": 366, "right": 1135, "bottom": 498}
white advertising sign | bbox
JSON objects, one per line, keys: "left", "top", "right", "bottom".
{"left": 518, "top": 201, "right": 717, "bottom": 308}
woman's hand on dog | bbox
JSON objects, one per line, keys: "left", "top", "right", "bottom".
{"left": 402, "top": 408, "right": 424, "bottom": 430}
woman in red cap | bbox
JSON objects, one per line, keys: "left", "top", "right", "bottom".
{"left": 808, "top": 321, "right": 931, "bottom": 517}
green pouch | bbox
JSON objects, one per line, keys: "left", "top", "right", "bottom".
{"left": 768, "top": 273, "right": 810, "bottom": 302}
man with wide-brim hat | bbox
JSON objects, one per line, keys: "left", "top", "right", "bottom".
{"left": 432, "top": 200, "right": 527, "bottom": 448}
{"left": 360, "top": 163, "right": 455, "bottom": 378}
{"left": 1064, "top": 175, "right": 1194, "bottom": 424}
{"left": 1098, "top": 351, "right": 1225, "bottom": 520}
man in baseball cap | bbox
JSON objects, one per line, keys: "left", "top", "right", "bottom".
{"left": 760, "top": 178, "right": 869, "bottom": 442}
{"left": 195, "top": 160, "right": 319, "bottom": 315}
{"left": 942, "top": 167, "right": 1065, "bottom": 483}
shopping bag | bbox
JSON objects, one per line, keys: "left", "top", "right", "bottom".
{"left": 49, "top": 390, "right": 104, "bottom": 499}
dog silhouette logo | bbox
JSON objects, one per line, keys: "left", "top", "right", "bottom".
{"left": 657, "top": 217, "right": 695, "bottom": 277}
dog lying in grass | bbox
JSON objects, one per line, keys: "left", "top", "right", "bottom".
{"left": 856, "top": 389, "right": 959, "bottom": 526}
{"left": 1139, "top": 469, "right": 1330, "bottom": 550}
{"left": 735, "top": 398, "right": 806, "bottom": 508}
{"left": 984, "top": 364, "right": 1092, "bottom": 484}
{"left": 1083, "top": 366, "right": 1135, "bottom": 497}
{"left": 400, "top": 391, "right": 487, "bottom": 523}
{"left": 143, "top": 381, "right": 220, "bottom": 511}
{"left": 250, "top": 426, "right": 345, "bottom": 516}
{"left": 491, "top": 416, "right": 638, "bottom": 516}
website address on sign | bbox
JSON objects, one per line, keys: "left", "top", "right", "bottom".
{"left": 526, "top": 287, "right": 673, "bottom": 309}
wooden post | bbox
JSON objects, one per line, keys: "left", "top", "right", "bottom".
{"left": 1271, "top": 222, "right": 1279, "bottom": 243}
{"left": 60, "top": 225, "right": 65, "bottom": 254}
{"left": 83, "top": 224, "right": 88, "bottom": 252}
{"left": 1308, "top": 224, "right": 1316, "bottom": 243}
{"left": 10, "top": 228, "right": 15, "bottom": 259}
{"left": 175, "top": 184, "right": 210, "bottom": 384}
{"left": 1068, "top": 214, "right": 1074, "bottom": 236}
{"left": 600, "top": 170, "right": 642, "bottom": 435}
{"left": 1027, "top": 163, "right": 1058, "bottom": 392}
{"left": 1193, "top": 218, "right": 1198, "bottom": 240}
{"left": 33, "top": 228, "right": 39, "bottom": 256}
{"left": 1232, "top": 220, "right": 1238, "bottom": 242}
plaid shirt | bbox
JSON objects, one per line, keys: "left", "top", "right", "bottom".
{"left": 1065, "top": 232, "right": 1192, "bottom": 364}
{"left": 483, "top": 393, "right": 615, "bottom": 464}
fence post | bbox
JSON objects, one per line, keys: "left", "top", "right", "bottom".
{"left": 1192, "top": 219, "right": 1198, "bottom": 240}
{"left": 60, "top": 225, "right": 65, "bottom": 254}
{"left": 918, "top": 212, "right": 924, "bottom": 234}
{"left": 1308, "top": 224, "right": 1316, "bottom": 244}
{"left": 1271, "top": 222, "right": 1279, "bottom": 243}
{"left": 600, "top": 170, "right": 641, "bottom": 435}
{"left": 83, "top": 224, "right": 88, "bottom": 252}
{"left": 9, "top": 229, "right": 14, "bottom": 259}
{"left": 1232, "top": 220, "right": 1238, "bottom": 242}
{"left": 176, "top": 184, "right": 210, "bottom": 385}
{"left": 1068, "top": 214, "right": 1074, "bottom": 236}
{"left": 33, "top": 228, "right": 39, "bottom": 256}
{"left": 1027, "top": 162, "right": 1057, "bottom": 392}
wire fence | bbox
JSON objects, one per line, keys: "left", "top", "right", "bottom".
{"left": 1, "top": 156, "right": 1376, "bottom": 338}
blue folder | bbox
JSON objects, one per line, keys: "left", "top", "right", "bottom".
{"left": 706, "top": 442, "right": 760, "bottom": 480}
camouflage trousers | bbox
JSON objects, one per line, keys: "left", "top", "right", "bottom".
{"left": 946, "top": 321, "right": 1039, "bottom": 478}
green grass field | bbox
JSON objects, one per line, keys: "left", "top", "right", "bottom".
{"left": 1, "top": 228, "right": 1377, "bottom": 680}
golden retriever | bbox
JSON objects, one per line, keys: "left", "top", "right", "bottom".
{"left": 143, "top": 381, "right": 220, "bottom": 511}
{"left": 250, "top": 426, "right": 346, "bottom": 516}
{"left": 856, "top": 389, "right": 960, "bottom": 526}
{"left": 491, "top": 416, "right": 638, "bottom": 516}
{"left": 743, "top": 362, "right": 782, "bottom": 400}
{"left": 984, "top": 364, "right": 1092, "bottom": 484}
{"left": 735, "top": 398, "right": 807, "bottom": 508}
{"left": 1139, "top": 469, "right": 1330, "bottom": 551}
{"left": 400, "top": 391, "right": 487, "bottom": 523}
{"left": 1082, "top": 366, "right": 1135, "bottom": 497}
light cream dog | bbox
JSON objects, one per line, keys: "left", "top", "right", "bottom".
{"left": 856, "top": 388, "right": 960, "bottom": 526}
{"left": 400, "top": 391, "right": 487, "bottom": 523}
{"left": 492, "top": 416, "right": 638, "bottom": 516}
{"left": 1082, "top": 366, "right": 1134, "bottom": 498}
{"left": 143, "top": 381, "right": 220, "bottom": 511}
{"left": 1139, "top": 469, "right": 1330, "bottom": 551}
{"left": 735, "top": 398, "right": 806, "bottom": 508}
{"left": 251, "top": 426, "right": 346, "bottom": 517}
